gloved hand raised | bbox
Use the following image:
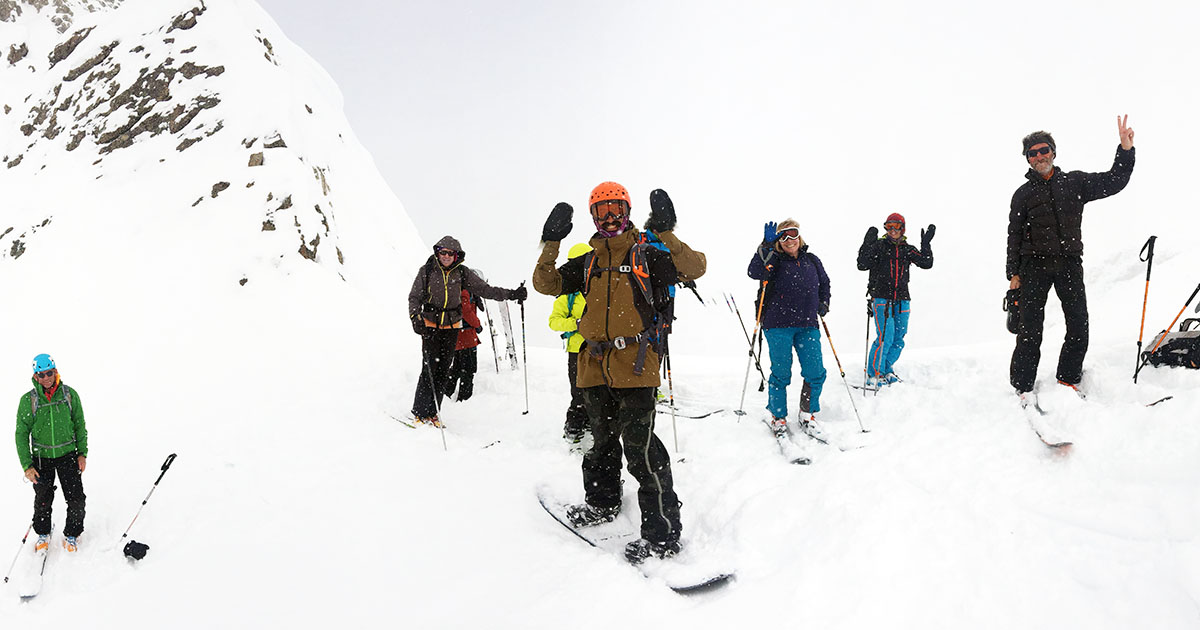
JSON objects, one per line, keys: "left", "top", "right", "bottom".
{"left": 542, "top": 202, "right": 574, "bottom": 242}
{"left": 863, "top": 226, "right": 879, "bottom": 246}
{"left": 920, "top": 224, "right": 936, "bottom": 247}
{"left": 508, "top": 286, "right": 528, "bottom": 302}
{"left": 763, "top": 221, "right": 780, "bottom": 243}
{"left": 645, "top": 189, "right": 677, "bottom": 233}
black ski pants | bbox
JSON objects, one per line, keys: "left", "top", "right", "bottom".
{"left": 581, "top": 386, "right": 681, "bottom": 545}
{"left": 1010, "top": 256, "right": 1089, "bottom": 392}
{"left": 564, "top": 352, "right": 588, "bottom": 435}
{"left": 412, "top": 328, "right": 458, "bottom": 418}
{"left": 32, "top": 453, "right": 86, "bottom": 537}
{"left": 448, "top": 346, "right": 478, "bottom": 401}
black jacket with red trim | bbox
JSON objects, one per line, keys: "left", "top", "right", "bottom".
{"left": 857, "top": 236, "right": 933, "bottom": 301}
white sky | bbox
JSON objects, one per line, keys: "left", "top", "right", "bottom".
{"left": 253, "top": 0, "right": 1200, "bottom": 350}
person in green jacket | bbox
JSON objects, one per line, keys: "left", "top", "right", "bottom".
{"left": 15, "top": 354, "right": 88, "bottom": 553}
{"left": 548, "top": 243, "right": 592, "bottom": 446}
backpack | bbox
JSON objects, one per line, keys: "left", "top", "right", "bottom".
{"left": 29, "top": 384, "right": 73, "bottom": 416}
{"left": 580, "top": 234, "right": 675, "bottom": 373}
{"left": 1143, "top": 318, "right": 1200, "bottom": 369}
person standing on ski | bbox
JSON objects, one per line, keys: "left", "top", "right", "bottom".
{"left": 1007, "top": 116, "right": 1136, "bottom": 402}
{"left": 15, "top": 354, "right": 88, "bottom": 553}
{"left": 547, "top": 242, "right": 592, "bottom": 447}
{"left": 533, "top": 183, "right": 706, "bottom": 563}
{"left": 857, "top": 213, "right": 935, "bottom": 386}
{"left": 408, "top": 237, "right": 526, "bottom": 425}
{"left": 447, "top": 289, "right": 483, "bottom": 402}
{"left": 748, "top": 220, "right": 831, "bottom": 439}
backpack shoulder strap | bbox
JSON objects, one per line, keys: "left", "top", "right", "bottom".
{"left": 28, "top": 388, "right": 38, "bottom": 416}
{"left": 566, "top": 292, "right": 577, "bottom": 313}
{"left": 581, "top": 251, "right": 598, "bottom": 295}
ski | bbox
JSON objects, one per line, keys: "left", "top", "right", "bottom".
{"left": 1020, "top": 397, "right": 1072, "bottom": 449}
{"left": 792, "top": 419, "right": 867, "bottom": 452}
{"left": 18, "top": 544, "right": 48, "bottom": 600}
{"left": 1146, "top": 395, "right": 1173, "bottom": 407}
{"left": 497, "top": 301, "right": 519, "bottom": 371}
{"left": 655, "top": 402, "right": 724, "bottom": 419}
{"left": 536, "top": 489, "right": 734, "bottom": 594}
{"left": 761, "top": 418, "right": 811, "bottom": 465}
{"left": 387, "top": 414, "right": 417, "bottom": 429}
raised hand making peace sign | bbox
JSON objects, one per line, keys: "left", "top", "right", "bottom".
{"left": 1118, "top": 114, "right": 1135, "bottom": 150}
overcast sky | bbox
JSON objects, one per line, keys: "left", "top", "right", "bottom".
{"left": 253, "top": 0, "right": 1200, "bottom": 348}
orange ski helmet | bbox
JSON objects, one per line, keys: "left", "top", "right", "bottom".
{"left": 589, "top": 181, "right": 631, "bottom": 213}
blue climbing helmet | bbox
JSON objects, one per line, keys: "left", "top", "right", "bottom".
{"left": 32, "top": 354, "right": 55, "bottom": 373}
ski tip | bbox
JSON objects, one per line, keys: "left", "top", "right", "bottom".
{"left": 669, "top": 572, "right": 736, "bottom": 595}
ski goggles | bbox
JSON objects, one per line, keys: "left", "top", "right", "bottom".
{"left": 884, "top": 222, "right": 904, "bottom": 231}
{"left": 776, "top": 227, "right": 800, "bottom": 241}
{"left": 590, "top": 200, "right": 628, "bottom": 223}
{"left": 1026, "top": 146, "right": 1052, "bottom": 158}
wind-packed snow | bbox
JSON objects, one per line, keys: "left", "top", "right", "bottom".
{"left": 2, "top": 1, "right": 1198, "bottom": 628}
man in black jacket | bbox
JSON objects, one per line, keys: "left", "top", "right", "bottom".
{"left": 1007, "top": 116, "right": 1135, "bottom": 401}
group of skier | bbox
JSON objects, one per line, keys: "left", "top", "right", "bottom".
{"left": 13, "top": 118, "right": 1133, "bottom": 564}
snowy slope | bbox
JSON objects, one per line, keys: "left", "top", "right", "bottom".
{"left": 2, "top": 1, "right": 1199, "bottom": 628}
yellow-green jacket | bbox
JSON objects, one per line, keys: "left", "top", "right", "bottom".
{"left": 549, "top": 292, "right": 586, "bottom": 353}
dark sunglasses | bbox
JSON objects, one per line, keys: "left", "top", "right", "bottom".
{"left": 1026, "top": 146, "right": 1052, "bottom": 158}
{"left": 35, "top": 370, "right": 55, "bottom": 379}
{"left": 435, "top": 249, "right": 456, "bottom": 256}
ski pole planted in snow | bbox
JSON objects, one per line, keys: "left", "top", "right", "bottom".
{"left": 1134, "top": 235, "right": 1156, "bottom": 383}
{"left": 3, "top": 523, "right": 33, "bottom": 583}
{"left": 820, "top": 317, "right": 868, "bottom": 433}
{"left": 520, "top": 281, "right": 529, "bottom": 415}
{"left": 423, "top": 358, "right": 448, "bottom": 451}
{"left": 118, "top": 453, "right": 177, "bottom": 560}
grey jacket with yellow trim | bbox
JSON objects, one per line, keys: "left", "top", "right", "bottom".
{"left": 408, "top": 235, "right": 512, "bottom": 328}
{"left": 15, "top": 376, "right": 87, "bottom": 471}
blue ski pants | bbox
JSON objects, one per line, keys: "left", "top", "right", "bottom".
{"left": 868, "top": 299, "right": 910, "bottom": 378}
{"left": 764, "top": 326, "right": 826, "bottom": 418}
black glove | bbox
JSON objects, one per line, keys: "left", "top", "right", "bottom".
{"left": 508, "top": 286, "right": 528, "bottom": 302}
{"left": 475, "top": 326, "right": 483, "bottom": 334}
{"left": 542, "top": 202, "right": 573, "bottom": 242}
{"left": 411, "top": 315, "right": 426, "bottom": 335}
{"left": 863, "top": 226, "right": 879, "bottom": 246}
{"left": 818, "top": 301, "right": 829, "bottom": 317}
{"left": 920, "top": 224, "right": 936, "bottom": 248}
{"left": 645, "top": 189, "right": 677, "bottom": 233}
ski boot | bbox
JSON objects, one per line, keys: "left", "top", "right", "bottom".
{"left": 565, "top": 503, "right": 619, "bottom": 528}
{"left": 624, "top": 538, "right": 681, "bottom": 564}
{"left": 415, "top": 415, "right": 444, "bottom": 428}
{"left": 769, "top": 417, "right": 788, "bottom": 438}
{"left": 34, "top": 534, "right": 50, "bottom": 552}
{"left": 62, "top": 536, "right": 78, "bottom": 553}
{"left": 1017, "top": 390, "right": 1038, "bottom": 409}
{"left": 798, "top": 414, "right": 827, "bottom": 442}
{"left": 1057, "top": 380, "right": 1086, "bottom": 399}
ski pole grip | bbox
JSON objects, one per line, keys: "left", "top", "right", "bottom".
{"left": 1139, "top": 235, "right": 1156, "bottom": 262}
{"left": 153, "top": 453, "right": 177, "bottom": 485}
{"left": 1188, "top": 283, "right": 1200, "bottom": 307}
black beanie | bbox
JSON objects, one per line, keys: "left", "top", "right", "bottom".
{"left": 1022, "top": 131, "right": 1056, "bottom": 155}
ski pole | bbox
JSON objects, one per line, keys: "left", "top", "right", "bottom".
{"left": 3, "top": 523, "right": 33, "bottom": 584}
{"left": 728, "top": 294, "right": 767, "bottom": 384}
{"left": 820, "top": 317, "right": 868, "bottom": 433}
{"left": 735, "top": 282, "right": 769, "bottom": 415}
{"left": 1137, "top": 281, "right": 1200, "bottom": 377}
{"left": 665, "top": 342, "right": 679, "bottom": 452}
{"left": 420, "top": 355, "right": 448, "bottom": 451}
{"left": 1134, "top": 235, "right": 1156, "bottom": 383}
{"left": 482, "top": 300, "right": 501, "bottom": 373}
{"left": 519, "top": 282, "right": 529, "bottom": 416}
{"left": 118, "top": 454, "right": 178, "bottom": 546}
{"left": 863, "top": 298, "right": 872, "bottom": 393}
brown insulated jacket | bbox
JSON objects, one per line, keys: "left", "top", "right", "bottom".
{"left": 533, "top": 229, "right": 706, "bottom": 388}
{"left": 409, "top": 236, "right": 511, "bottom": 328}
